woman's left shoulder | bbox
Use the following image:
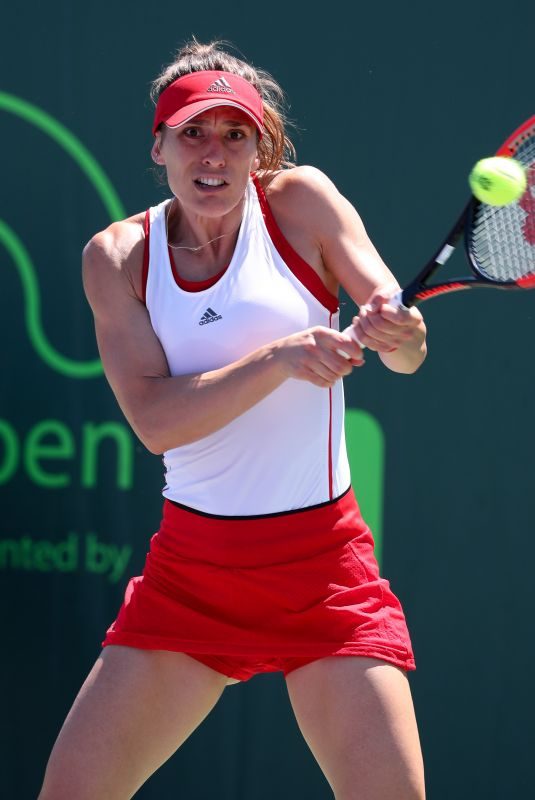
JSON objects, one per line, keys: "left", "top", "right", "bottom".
{"left": 259, "top": 165, "right": 335, "bottom": 196}
{"left": 257, "top": 166, "right": 340, "bottom": 220}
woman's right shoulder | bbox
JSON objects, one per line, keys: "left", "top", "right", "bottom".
{"left": 82, "top": 211, "right": 147, "bottom": 302}
{"left": 83, "top": 211, "right": 145, "bottom": 271}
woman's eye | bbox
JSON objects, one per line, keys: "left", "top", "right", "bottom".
{"left": 184, "top": 128, "right": 201, "bottom": 138}
{"left": 228, "top": 130, "right": 245, "bottom": 140}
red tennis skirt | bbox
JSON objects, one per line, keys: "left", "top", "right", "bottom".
{"left": 103, "top": 488, "right": 415, "bottom": 681}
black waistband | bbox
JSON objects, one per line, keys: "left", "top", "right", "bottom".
{"left": 166, "top": 485, "right": 352, "bottom": 521}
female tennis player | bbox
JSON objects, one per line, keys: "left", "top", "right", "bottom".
{"left": 39, "top": 40, "right": 427, "bottom": 800}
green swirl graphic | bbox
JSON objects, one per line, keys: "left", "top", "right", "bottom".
{"left": 0, "top": 92, "right": 126, "bottom": 378}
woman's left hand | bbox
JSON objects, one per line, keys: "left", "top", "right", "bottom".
{"left": 348, "top": 285, "right": 427, "bottom": 374}
{"left": 350, "top": 285, "right": 425, "bottom": 353}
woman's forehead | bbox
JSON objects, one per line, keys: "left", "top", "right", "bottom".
{"left": 183, "top": 107, "right": 254, "bottom": 127}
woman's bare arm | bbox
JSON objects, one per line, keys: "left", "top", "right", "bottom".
{"left": 266, "top": 167, "right": 427, "bottom": 374}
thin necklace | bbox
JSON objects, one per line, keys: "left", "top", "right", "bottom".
{"left": 165, "top": 199, "right": 241, "bottom": 252}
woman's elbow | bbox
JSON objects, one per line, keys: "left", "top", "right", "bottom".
{"left": 133, "top": 416, "right": 198, "bottom": 454}
{"left": 127, "top": 411, "right": 172, "bottom": 454}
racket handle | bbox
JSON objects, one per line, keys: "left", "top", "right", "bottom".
{"left": 391, "top": 289, "right": 412, "bottom": 310}
{"left": 336, "top": 326, "right": 365, "bottom": 359}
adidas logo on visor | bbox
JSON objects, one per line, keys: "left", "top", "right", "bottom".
{"left": 207, "top": 77, "right": 235, "bottom": 94}
{"left": 199, "top": 308, "right": 223, "bottom": 325}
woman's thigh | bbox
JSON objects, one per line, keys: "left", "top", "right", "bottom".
{"left": 38, "top": 646, "right": 229, "bottom": 800}
{"left": 285, "top": 656, "right": 425, "bottom": 800}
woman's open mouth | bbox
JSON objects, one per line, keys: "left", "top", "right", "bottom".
{"left": 194, "top": 177, "right": 228, "bottom": 190}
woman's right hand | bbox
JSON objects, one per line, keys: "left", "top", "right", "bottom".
{"left": 274, "top": 326, "right": 365, "bottom": 388}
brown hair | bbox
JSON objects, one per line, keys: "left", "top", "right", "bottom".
{"left": 151, "top": 39, "right": 296, "bottom": 171}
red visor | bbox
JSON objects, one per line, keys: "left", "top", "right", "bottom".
{"left": 152, "top": 71, "right": 264, "bottom": 137}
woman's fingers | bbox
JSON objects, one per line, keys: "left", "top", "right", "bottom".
{"left": 354, "top": 304, "right": 422, "bottom": 352}
{"left": 278, "top": 327, "right": 365, "bottom": 385}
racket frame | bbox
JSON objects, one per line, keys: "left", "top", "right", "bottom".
{"left": 400, "top": 115, "right": 535, "bottom": 307}
{"left": 398, "top": 198, "right": 520, "bottom": 308}
{"left": 339, "top": 115, "right": 535, "bottom": 344}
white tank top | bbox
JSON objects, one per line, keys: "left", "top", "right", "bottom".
{"left": 145, "top": 176, "right": 351, "bottom": 516}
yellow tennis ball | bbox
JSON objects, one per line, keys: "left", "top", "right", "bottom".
{"left": 469, "top": 156, "right": 527, "bottom": 205}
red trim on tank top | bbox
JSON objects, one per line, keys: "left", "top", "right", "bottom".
{"left": 167, "top": 246, "right": 229, "bottom": 292}
{"left": 141, "top": 209, "right": 150, "bottom": 304}
{"left": 252, "top": 174, "right": 339, "bottom": 313}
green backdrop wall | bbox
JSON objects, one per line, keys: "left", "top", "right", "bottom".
{"left": 1, "top": 1, "right": 534, "bottom": 797}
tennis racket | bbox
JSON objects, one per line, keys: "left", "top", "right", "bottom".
{"left": 340, "top": 115, "right": 535, "bottom": 349}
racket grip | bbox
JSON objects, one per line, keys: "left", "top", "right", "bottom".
{"left": 392, "top": 289, "right": 415, "bottom": 309}
{"left": 336, "top": 326, "right": 365, "bottom": 359}
{"left": 391, "top": 290, "right": 411, "bottom": 310}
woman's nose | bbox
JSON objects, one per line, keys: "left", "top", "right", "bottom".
{"left": 201, "top": 135, "right": 226, "bottom": 167}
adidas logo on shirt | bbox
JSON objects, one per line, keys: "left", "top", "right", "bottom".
{"left": 207, "top": 77, "right": 235, "bottom": 94}
{"left": 199, "top": 308, "right": 223, "bottom": 326}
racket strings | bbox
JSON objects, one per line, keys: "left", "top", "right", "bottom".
{"left": 470, "top": 133, "right": 535, "bottom": 283}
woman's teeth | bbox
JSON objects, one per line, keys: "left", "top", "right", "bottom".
{"left": 196, "top": 178, "right": 226, "bottom": 186}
